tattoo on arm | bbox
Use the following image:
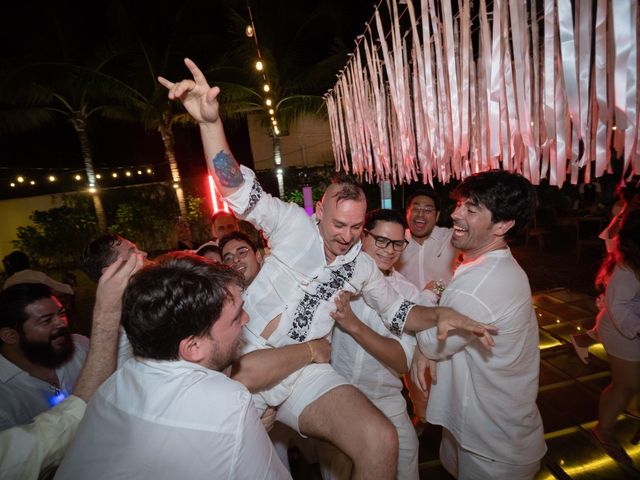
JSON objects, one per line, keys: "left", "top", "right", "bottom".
{"left": 212, "top": 150, "right": 243, "bottom": 187}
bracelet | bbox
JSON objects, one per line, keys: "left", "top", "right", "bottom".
{"left": 306, "top": 341, "right": 315, "bottom": 363}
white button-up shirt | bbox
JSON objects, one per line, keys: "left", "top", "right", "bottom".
{"left": 225, "top": 166, "right": 415, "bottom": 349}
{"left": 55, "top": 358, "right": 290, "bottom": 480}
{"left": 417, "top": 249, "right": 546, "bottom": 465}
{"left": 396, "top": 226, "right": 457, "bottom": 289}
{"left": 0, "top": 334, "right": 89, "bottom": 430}
{"left": 332, "top": 270, "right": 436, "bottom": 417}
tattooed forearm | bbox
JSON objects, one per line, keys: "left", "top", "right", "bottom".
{"left": 211, "top": 150, "right": 243, "bottom": 187}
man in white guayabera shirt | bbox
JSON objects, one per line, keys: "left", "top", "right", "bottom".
{"left": 412, "top": 171, "right": 547, "bottom": 479}
{"left": 55, "top": 254, "right": 290, "bottom": 480}
{"left": 159, "top": 58, "right": 496, "bottom": 480}
{"left": 321, "top": 208, "right": 437, "bottom": 480}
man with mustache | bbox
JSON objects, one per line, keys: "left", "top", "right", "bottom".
{"left": 0, "top": 283, "right": 89, "bottom": 430}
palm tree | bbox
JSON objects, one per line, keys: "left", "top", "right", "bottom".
{"left": 0, "top": 61, "right": 145, "bottom": 231}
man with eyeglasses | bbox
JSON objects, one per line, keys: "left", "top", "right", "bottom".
{"left": 322, "top": 209, "right": 437, "bottom": 479}
{"left": 219, "top": 232, "right": 263, "bottom": 287}
{"left": 397, "top": 189, "right": 458, "bottom": 295}
{"left": 160, "top": 59, "right": 496, "bottom": 479}
{"left": 396, "top": 190, "right": 459, "bottom": 432}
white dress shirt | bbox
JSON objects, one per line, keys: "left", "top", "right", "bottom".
{"left": 417, "top": 249, "right": 546, "bottom": 465}
{"left": 55, "top": 358, "right": 290, "bottom": 480}
{"left": 331, "top": 270, "right": 435, "bottom": 417}
{"left": 0, "top": 334, "right": 89, "bottom": 430}
{"left": 225, "top": 166, "right": 415, "bottom": 350}
{"left": 396, "top": 226, "right": 457, "bottom": 289}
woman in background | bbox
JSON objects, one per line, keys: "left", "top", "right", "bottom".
{"left": 591, "top": 209, "right": 640, "bottom": 464}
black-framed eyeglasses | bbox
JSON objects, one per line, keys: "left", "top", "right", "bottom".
{"left": 223, "top": 246, "right": 250, "bottom": 264}
{"left": 364, "top": 230, "right": 409, "bottom": 252}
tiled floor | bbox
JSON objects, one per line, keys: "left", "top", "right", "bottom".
{"left": 418, "top": 288, "right": 640, "bottom": 479}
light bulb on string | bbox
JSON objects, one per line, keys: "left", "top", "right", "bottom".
{"left": 245, "top": 25, "right": 254, "bottom": 37}
{"left": 263, "top": 84, "right": 270, "bottom": 92}
{"left": 255, "top": 60, "right": 264, "bottom": 71}
{"left": 265, "top": 99, "right": 272, "bottom": 106}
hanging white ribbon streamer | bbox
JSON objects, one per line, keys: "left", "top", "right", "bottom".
{"left": 557, "top": 0, "right": 582, "bottom": 143}
{"left": 555, "top": 72, "right": 568, "bottom": 187}
{"left": 623, "top": 0, "right": 637, "bottom": 176}
{"left": 420, "top": 0, "right": 439, "bottom": 177}
{"left": 530, "top": 0, "right": 541, "bottom": 184}
{"left": 441, "top": 0, "right": 461, "bottom": 176}
{"left": 428, "top": 0, "right": 451, "bottom": 181}
{"left": 459, "top": 0, "right": 471, "bottom": 160}
{"left": 577, "top": 0, "right": 592, "bottom": 170}
{"left": 611, "top": 0, "right": 631, "bottom": 130}
{"left": 594, "top": 0, "right": 609, "bottom": 177}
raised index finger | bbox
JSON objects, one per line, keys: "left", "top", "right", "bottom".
{"left": 184, "top": 57, "right": 208, "bottom": 87}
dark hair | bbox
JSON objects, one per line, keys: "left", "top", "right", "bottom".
{"left": 616, "top": 178, "right": 640, "bottom": 203}
{"left": 405, "top": 188, "right": 441, "bottom": 212}
{"left": 365, "top": 209, "right": 407, "bottom": 231}
{"left": 210, "top": 210, "right": 238, "bottom": 225}
{"left": 0, "top": 283, "right": 53, "bottom": 334}
{"left": 219, "top": 231, "right": 258, "bottom": 253}
{"left": 452, "top": 170, "right": 537, "bottom": 241}
{"left": 80, "top": 234, "right": 123, "bottom": 282}
{"left": 122, "top": 252, "right": 243, "bottom": 360}
{"left": 596, "top": 209, "right": 640, "bottom": 290}
{"left": 2, "top": 251, "right": 30, "bottom": 276}
{"left": 330, "top": 174, "right": 365, "bottom": 204}
{"left": 195, "top": 243, "right": 222, "bottom": 259}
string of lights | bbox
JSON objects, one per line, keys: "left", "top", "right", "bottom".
{"left": 1, "top": 164, "right": 162, "bottom": 192}
{"left": 246, "top": 2, "right": 281, "bottom": 139}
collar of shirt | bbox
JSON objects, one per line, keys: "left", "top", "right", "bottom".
{"left": 0, "top": 354, "right": 24, "bottom": 383}
{"left": 135, "top": 357, "right": 225, "bottom": 377}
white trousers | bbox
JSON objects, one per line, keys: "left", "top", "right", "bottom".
{"left": 440, "top": 428, "right": 541, "bottom": 480}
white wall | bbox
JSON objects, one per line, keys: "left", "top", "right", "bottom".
{"left": 248, "top": 113, "right": 336, "bottom": 171}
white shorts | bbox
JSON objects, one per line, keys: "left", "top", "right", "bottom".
{"left": 252, "top": 362, "right": 348, "bottom": 435}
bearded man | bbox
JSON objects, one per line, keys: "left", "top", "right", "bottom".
{"left": 0, "top": 283, "right": 89, "bottom": 430}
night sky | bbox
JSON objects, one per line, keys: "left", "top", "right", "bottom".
{"left": 0, "top": 0, "right": 374, "bottom": 197}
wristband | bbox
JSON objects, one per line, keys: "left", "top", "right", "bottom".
{"left": 306, "top": 341, "right": 315, "bottom": 363}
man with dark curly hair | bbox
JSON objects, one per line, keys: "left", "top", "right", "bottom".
{"left": 412, "top": 170, "right": 546, "bottom": 479}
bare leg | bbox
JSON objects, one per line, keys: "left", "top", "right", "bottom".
{"left": 596, "top": 354, "right": 640, "bottom": 439}
{"left": 299, "top": 385, "right": 398, "bottom": 480}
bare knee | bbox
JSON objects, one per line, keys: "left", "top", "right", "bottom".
{"left": 354, "top": 410, "right": 398, "bottom": 465}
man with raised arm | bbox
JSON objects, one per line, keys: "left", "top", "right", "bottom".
{"left": 0, "top": 254, "right": 143, "bottom": 480}
{"left": 159, "top": 58, "right": 495, "bottom": 479}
